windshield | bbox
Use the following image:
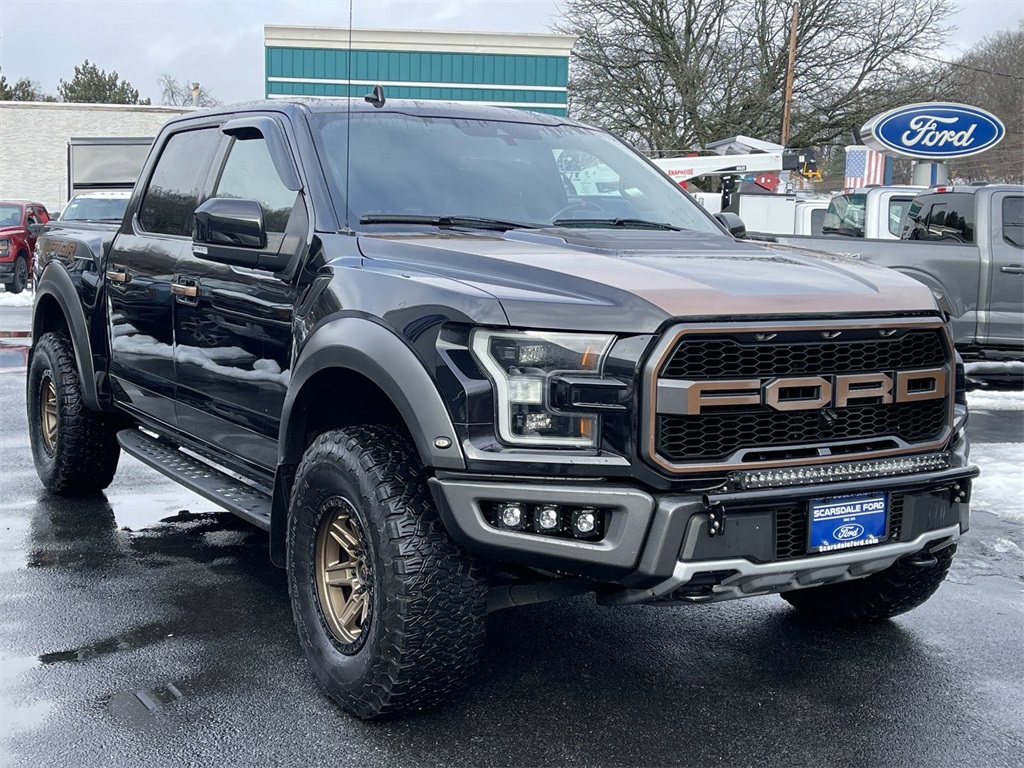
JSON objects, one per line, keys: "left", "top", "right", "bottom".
{"left": 312, "top": 113, "right": 720, "bottom": 234}
{"left": 0, "top": 204, "right": 23, "bottom": 227}
{"left": 822, "top": 194, "right": 866, "bottom": 237}
{"left": 61, "top": 196, "right": 129, "bottom": 222}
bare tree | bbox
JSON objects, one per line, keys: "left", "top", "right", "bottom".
{"left": 556, "top": 0, "right": 956, "bottom": 153}
{"left": 947, "top": 21, "right": 1023, "bottom": 183}
{"left": 158, "top": 74, "right": 221, "bottom": 107}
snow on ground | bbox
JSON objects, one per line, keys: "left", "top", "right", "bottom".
{"left": 971, "top": 442, "right": 1024, "bottom": 522}
{"left": 0, "top": 288, "right": 33, "bottom": 307}
{"left": 968, "top": 388, "right": 1024, "bottom": 411}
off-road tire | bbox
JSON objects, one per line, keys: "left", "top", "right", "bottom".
{"left": 9, "top": 255, "right": 28, "bottom": 294}
{"left": 287, "top": 425, "right": 488, "bottom": 719}
{"left": 781, "top": 544, "right": 956, "bottom": 623}
{"left": 27, "top": 331, "right": 121, "bottom": 493}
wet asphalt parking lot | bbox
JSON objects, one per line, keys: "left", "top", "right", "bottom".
{"left": 1, "top": 301, "right": 1022, "bottom": 768}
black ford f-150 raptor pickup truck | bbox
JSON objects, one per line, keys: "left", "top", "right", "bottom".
{"left": 28, "top": 98, "right": 977, "bottom": 719}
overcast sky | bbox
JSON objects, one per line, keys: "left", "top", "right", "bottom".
{"left": 1, "top": 0, "right": 1020, "bottom": 105}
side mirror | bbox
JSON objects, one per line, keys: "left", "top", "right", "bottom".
{"left": 28, "top": 223, "right": 46, "bottom": 235}
{"left": 194, "top": 198, "right": 267, "bottom": 249}
{"left": 714, "top": 211, "right": 747, "bottom": 238}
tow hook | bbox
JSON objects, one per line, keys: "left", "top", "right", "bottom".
{"left": 905, "top": 553, "right": 939, "bottom": 569}
{"left": 707, "top": 506, "right": 726, "bottom": 537}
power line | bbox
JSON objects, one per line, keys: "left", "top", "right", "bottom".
{"left": 915, "top": 53, "right": 1024, "bottom": 82}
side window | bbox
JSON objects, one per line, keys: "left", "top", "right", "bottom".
{"left": 1004, "top": 197, "right": 1024, "bottom": 248}
{"left": 926, "top": 194, "right": 975, "bottom": 243}
{"left": 213, "top": 137, "right": 298, "bottom": 233}
{"left": 888, "top": 197, "right": 912, "bottom": 237}
{"left": 138, "top": 128, "right": 221, "bottom": 237}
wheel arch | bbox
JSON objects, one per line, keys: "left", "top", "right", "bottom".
{"left": 32, "top": 265, "right": 100, "bottom": 410}
{"left": 270, "top": 315, "right": 466, "bottom": 566}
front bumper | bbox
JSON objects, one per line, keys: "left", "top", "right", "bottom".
{"left": 429, "top": 443, "right": 978, "bottom": 605}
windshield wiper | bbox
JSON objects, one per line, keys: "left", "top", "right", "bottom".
{"left": 550, "top": 217, "right": 682, "bottom": 231}
{"left": 359, "top": 214, "right": 538, "bottom": 231}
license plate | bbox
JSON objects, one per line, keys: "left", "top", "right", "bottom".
{"left": 808, "top": 493, "right": 888, "bottom": 554}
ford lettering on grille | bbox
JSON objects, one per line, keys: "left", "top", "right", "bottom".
{"left": 658, "top": 368, "right": 947, "bottom": 415}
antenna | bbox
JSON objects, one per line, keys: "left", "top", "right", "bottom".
{"left": 342, "top": 0, "right": 354, "bottom": 233}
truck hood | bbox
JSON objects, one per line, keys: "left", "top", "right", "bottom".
{"left": 356, "top": 229, "right": 940, "bottom": 333}
{"left": 0, "top": 226, "right": 26, "bottom": 237}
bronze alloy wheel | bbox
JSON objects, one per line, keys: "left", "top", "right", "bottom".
{"left": 314, "top": 499, "right": 372, "bottom": 646}
{"left": 40, "top": 374, "right": 58, "bottom": 455}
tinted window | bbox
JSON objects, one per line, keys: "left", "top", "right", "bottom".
{"left": 213, "top": 137, "right": 298, "bottom": 233}
{"left": 822, "top": 194, "right": 866, "bottom": 237}
{"left": 925, "top": 193, "right": 975, "bottom": 243}
{"left": 1004, "top": 196, "right": 1024, "bottom": 248}
{"left": 888, "top": 197, "right": 913, "bottom": 236}
{"left": 138, "top": 128, "right": 221, "bottom": 237}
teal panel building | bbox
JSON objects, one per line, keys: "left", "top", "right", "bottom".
{"left": 264, "top": 26, "right": 577, "bottom": 116}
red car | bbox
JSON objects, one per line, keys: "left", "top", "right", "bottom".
{"left": 0, "top": 200, "right": 51, "bottom": 294}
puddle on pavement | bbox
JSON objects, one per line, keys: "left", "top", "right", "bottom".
{"left": 38, "top": 622, "right": 176, "bottom": 665}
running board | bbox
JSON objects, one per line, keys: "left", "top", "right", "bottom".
{"left": 117, "top": 429, "right": 272, "bottom": 531}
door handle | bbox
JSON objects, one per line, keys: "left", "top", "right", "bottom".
{"left": 105, "top": 268, "right": 130, "bottom": 283}
{"left": 1000, "top": 265, "right": 1024, "bottom": 275}
{"left": 171, "top": 282, "right": 198, "bottom": 298}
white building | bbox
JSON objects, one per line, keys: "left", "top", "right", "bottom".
{"left": 0, "top": 101, "right": 190, "bottom": 211}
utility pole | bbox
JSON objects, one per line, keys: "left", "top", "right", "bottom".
{"left": 780, "top": 0, "right": 800, "bottom": 146}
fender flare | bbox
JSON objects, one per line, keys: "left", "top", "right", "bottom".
{"left": 279, "top": 316, "right": 466, "bottom": 471}
{"left": 32, "top": 264, "right": 100, "bottom": 410}
{"left": 889, "top": 266, "right": 962, "bottom": 320}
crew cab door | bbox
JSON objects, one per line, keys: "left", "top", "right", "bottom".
{"left": 106, "top": 126, "right": 221, "bottom": 427}
{"left": 172, "top": 122, "right": 304, "bottom": 471}
{"left": 985, "top": 191, "right": 1024, "bottom": 345}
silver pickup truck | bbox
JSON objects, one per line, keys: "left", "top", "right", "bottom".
{"left": 755, "top": 185, "right": 1024, "bottom": 360}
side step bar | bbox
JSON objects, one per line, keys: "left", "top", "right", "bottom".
{"left": 117, "top": 429, "right": 272, "bottom": 531}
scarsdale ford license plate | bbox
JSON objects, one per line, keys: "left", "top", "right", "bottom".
{"left": 808, "top": 493, "right": 888, "bottom": 553}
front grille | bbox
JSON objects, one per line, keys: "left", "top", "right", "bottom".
{"left": 774, "top": 493, "right": 905, "bottom": 560}
{"left": 662, "top": 329, "right": 946, "bottom": 379}
{"left": 647, "top": 323, "right": 953, "bottom": 472}
{"left": 657, "top": 399, "right": 947, "bottom": 462}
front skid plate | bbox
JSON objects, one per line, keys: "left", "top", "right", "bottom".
{"left": 643, "top": 525, "right": 960, "bottom": 604}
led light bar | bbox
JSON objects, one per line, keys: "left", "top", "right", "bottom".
{"left": 733, "top": 453, "right": 950, "bottom": 490}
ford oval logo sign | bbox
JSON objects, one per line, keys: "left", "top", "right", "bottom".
{"left": 834, "top": 524, "right": 865, "bottom": 541}
{"left": 861, "top": 102, "right": 1005, "bottom": 159}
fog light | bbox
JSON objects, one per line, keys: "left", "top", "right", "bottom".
{"left": 572, "top": 507, "right": 598, "bottom": 537}
{"left": 535, "top": 505, "right": 560, "bottom": 531}
{"left": 498, "top": 503, "right": 525, "bottom": 529}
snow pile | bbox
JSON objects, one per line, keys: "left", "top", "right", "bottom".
{"left": 968, "top": 388, "right": 1024, "bottom": 411}
{"left": 0, "top": 288, "right": 34, "bottom": 307}
{"left": 966, "top": 360, "right": 1024, "bottom": 377}
{"left": 970, "top": 442, "right": 1024, "bottom": 521}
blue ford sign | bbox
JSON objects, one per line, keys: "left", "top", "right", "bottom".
{"left": 861, "top": 102, "right": 1005, "bottom": 159}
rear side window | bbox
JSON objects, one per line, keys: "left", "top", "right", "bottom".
{"left": 1004, "top": 197, "right": 1024, "bottom": 248}
{"left": 810, "top": 207, "right": 826, "bottom": 235}
{"left": 903, "top": 194, "right": 975, "bottom": 243}
{"left": 138, "top": 128, "right": 221, "bottom": 237}
{"left": 213, "top": 137, "right": 298, "bottom": 233}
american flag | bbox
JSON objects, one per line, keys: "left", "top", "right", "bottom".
{"left": 844, "top": 145, "right": 887, "bottom": 188}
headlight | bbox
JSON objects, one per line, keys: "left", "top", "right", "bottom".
{"left": 471, "top": 329, "right": 615, "bottom": 447}
{"left": 0, "top": 239, "right": 9, "bottom": 255}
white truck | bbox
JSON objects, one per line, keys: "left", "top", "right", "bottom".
{"left": 820, "top": 186, "right": 922, "bottom": 240}
{"left": 727, "top": 194, "right": 831, "bottom": 236}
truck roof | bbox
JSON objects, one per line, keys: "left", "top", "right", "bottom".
{"left": 164, "top": 97, "right": 588, "bottom": 129}
{"left": 921, "top": 184, "right": 1024, "bottom": 195}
